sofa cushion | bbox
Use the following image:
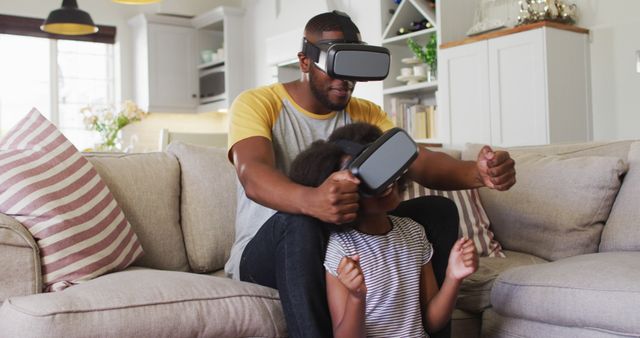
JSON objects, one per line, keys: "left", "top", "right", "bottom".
{"left": 465, "top": 149, "right": 626, "bottom": 261}
{"left": 482, "top": 308, "right": 625, "bottom": 338}
{"left": 457, "top": 250, "right": 546, "bottom": 313}
{"left": 86, "top": 152, "right": 187, "bottom": 272}
{"left": 404, "top": 183, "right": 504, "bottom": 257}
{"left": 600, "top": 141, "right": 640, "bottom": 252}
{"left": 0, "top": 109, "right": 143, "bottom": 291}
{"left": 167, "top": 141, "right": 237, "bottom": 273}
{"left": 490, "top": 252, "right": 640, "bottom": 336}
{"left": 0, "top": 268, "right": 286, "bottom": 337}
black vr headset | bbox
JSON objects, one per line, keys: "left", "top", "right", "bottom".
{"left": 301, "top": 11, "right": 391, "bottom": 81}
{"left": 334, "top": 128, "right": 418, "bottom": 196}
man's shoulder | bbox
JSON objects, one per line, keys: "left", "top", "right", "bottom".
{"left": 238, "top": 83, "right": 284, "bottom": 101}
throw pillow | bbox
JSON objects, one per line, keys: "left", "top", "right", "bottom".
{"left": 475, "top": 152, "right": 626, "bottom": 261}
{"left": 403, "top": 181, "right": 505, "bottom": 257}
{"left": 0, "top": 108, "right": 143, "bottom": 291}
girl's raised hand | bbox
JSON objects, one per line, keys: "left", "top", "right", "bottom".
{"left": 337, "top": 254, "right": 367, "bottom": 299}
{"left": 446, "top": 237, "right": 478, "bottom": 281}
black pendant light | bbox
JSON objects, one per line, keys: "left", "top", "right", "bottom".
{"left": 41, "top": 0, "right": 98, "bottom": 36}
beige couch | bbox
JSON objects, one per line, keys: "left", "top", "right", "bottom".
{"left": 1, "top": 140, "right": 639, "bottom": 337}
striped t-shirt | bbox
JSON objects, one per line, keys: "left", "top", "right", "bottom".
{"left": 324, "top": 215, "right": 433, "bottom": 338}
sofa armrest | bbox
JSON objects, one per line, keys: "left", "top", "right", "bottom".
{"left": 0, "top": 213, "right": 42, "bottom": 300}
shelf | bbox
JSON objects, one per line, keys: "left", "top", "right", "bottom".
{"left": 383, "top": 80, "right": 438, "bottom": 95}
{"left": 383, "top": 27, "right": 436, "bottom": 45}
{"left": 382, "top": 0, "right": 437, "bottom": 40}
{"left": 198, "top": 59, "right": 225, "bottom": 70}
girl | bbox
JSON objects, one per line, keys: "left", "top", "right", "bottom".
{"left": 289, "top": 122, "right": 478, "bottom": 338}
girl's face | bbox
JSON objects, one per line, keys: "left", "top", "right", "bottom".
{"left": 359, "top": 182, "right": 402, "bottom": 214}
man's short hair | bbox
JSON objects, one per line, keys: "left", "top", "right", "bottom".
{"left": 304, "top": 11, "right": 360, "bottom": 40}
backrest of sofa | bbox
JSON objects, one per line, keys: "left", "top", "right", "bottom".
{"left": 167, "top": 142, "right": 237, "bottom": 274}
{"left": 85, "top": 152, "right": 190, "bottom": 272}
{"left": 461, "top": 141, "right": 633, "bottom": 261}
{"left": 600, "top": 141, "right": 640, "bottom": 252}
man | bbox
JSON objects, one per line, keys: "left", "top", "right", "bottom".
{"left": 224, "top": 11, "right": 516, "bottom": 338}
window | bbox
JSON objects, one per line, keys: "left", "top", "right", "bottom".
{"left": 0, "top": 14, "right": 116, "bottom": 151}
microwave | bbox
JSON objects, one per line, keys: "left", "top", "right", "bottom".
{"left": 199, "top": 67, "right": 225, "bottom": 104}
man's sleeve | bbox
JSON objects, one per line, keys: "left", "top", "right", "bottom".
{"left": 227, "top": 88, "right": 280, "bottom": 157}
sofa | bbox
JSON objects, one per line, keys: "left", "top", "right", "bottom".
{"left": 0, "top": 139, "right": 638, "bottom": 337}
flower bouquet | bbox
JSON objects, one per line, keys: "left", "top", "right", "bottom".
{"left": 80, "top": 100, "right": 147, "bottom": 152}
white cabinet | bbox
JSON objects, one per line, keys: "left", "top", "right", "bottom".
{"left": 191, "top": 6, "right": 244, "bottom": 113}
{"left": 439, "top": 22, "right": 592, "bottom": 147}
{"left": 129, "top": 6, "right": 244, "bottom": 114}
{"left": 129, "top": 14, "right": 198, "bottom": 113}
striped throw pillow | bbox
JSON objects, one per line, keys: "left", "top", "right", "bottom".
{"left": 403, "top": 181, "right": 505, "bottom": 257}
{"left": 0, "top": 109, "right": 143, "bottom": 292}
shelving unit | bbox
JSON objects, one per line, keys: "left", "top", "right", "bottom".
{"left": 380, "top": 0, "right": 474, "bottom": 144}
{"left": 192, "top": 6, "right": 244, "bottom": 113}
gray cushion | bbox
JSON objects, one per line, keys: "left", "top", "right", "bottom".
{"left": 86, "top": 153, "right": 188, "bottom": 272}
{"left": 473, "top": 152, "right": 626, "bottom": 261}
{"left": 600, "top": 142, "right": 640, "bottom": 252}
{"left": 457, "top": 250, "right": 546, "bottom": 313}
{"left": 482, "top": 308, "right": 626, "bottom": 338}
{"left": 167, "top": 141, "right": 237, "bottom": 273}
{"left": 490, "top": 252, "right": 640, "bottom": 336}
{"left": 0, "top": 268, "right": 286, "bottom": 337}
{"left": 0, "top": 214, "right": 41, "bottom": 300}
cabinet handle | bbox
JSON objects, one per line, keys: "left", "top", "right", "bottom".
{"left": 192, "top": 94, "right": 197, "bottom": 98}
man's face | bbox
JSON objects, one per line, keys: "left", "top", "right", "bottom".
{"left": 306, "top": 31, "right": 356, "bottom": 111}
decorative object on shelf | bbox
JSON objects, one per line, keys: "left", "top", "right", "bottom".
{"left": 407, "top": 34, "right": 437, "bottom": 81}
{"left": 81, "top": 100, "right": 148, "bottom": 152}
{"left": 41, "top": 0, "right": 98, "bottom": 36}
{"left": 467, "top": 0, "right": 513, "bottom": 36}
{"left": 517, "top": 0, "right": 577, "bottom": 26}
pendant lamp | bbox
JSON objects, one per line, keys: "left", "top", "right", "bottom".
{"left": 41, "top": 0, "right": 98, "bottom": 36}
{"left": 112, "top": 0, "right": 161, "bottom": 4}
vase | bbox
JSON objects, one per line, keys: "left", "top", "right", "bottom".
{"left": 96, "top": 129, "right": 123, "bottom": 152}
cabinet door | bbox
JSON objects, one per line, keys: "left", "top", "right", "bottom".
{"left": 148, "top": 23, "right": 197, "bottom": 112}
{"left": 488, "top": 29, "right": 547, "bottom": 146}
{"left": 439, "top": 40, "right": 491, "bottom": 146}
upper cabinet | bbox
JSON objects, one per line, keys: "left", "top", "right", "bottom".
{"left": 129, "top": 14, "right": 198, "bottom": 113}
{"left": 380, "top": 0, "right": 474, "bottom": 143}
{"left": 129, "top": 6, "right": 244, "bottom": 114}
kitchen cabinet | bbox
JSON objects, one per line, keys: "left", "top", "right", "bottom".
{"left": 438, "top": 22, "right": 592, "bottom": 146}
{"left": 129, "top": 14, "right": 198, "bottom": 113}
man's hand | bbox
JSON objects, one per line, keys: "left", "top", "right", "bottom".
{"left": 476, "top": 146, "right": 516, "bottom": 190}
{"left": 307, "top": 170, "right": 360, "bottom": 224}
{"left": 446, "top": 238, "right": 478, "bottom": 282}
{"left": 337, "top": 255, "right": 367, "bottom": 299}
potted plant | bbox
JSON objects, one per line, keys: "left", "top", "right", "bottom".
{"left": 407, "top": 34, "right": 438, "bottom": 81}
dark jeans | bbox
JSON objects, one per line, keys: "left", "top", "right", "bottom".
{"left": 239, "top": 195, "right": 459, "bottom": 338}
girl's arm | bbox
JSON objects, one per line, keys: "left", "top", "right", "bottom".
{"left": 326, "top": 255, "right": 367, "bottom": 338}
{"left": 420, "top": 238, "right": 478, "bottom": 333}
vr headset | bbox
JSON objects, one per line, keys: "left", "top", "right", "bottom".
{"left": 334, "top": 128, "right": 419, "bottom": 196}
{"left": 301, "top": 11, "right": 390, "bottom": 81}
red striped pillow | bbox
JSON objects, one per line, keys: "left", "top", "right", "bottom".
{"left": 403, "top": 181, "right": 504, "bottom": 258}
{"left": 0, "top": 109, "right": 143, "bottom": 292}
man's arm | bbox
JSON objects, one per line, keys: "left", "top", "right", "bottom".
{"left": 231, "top": 136, "right": 360, "bottom": 224}
{"left": 407, "top": 145, "right": 516, "bottom": 191}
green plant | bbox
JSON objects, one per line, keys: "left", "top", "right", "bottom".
{"left": 80, "top": 100, "right": 147, "bottom": 151}
{"left": 407, "top": 34, "right": 438, "bottom": 71}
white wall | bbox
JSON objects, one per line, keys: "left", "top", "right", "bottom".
{"left": 241, "top": 0, "right": 384, "bottom": 106}
{"left": 573, "top": 0, "right": 640, "bottom": 141}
